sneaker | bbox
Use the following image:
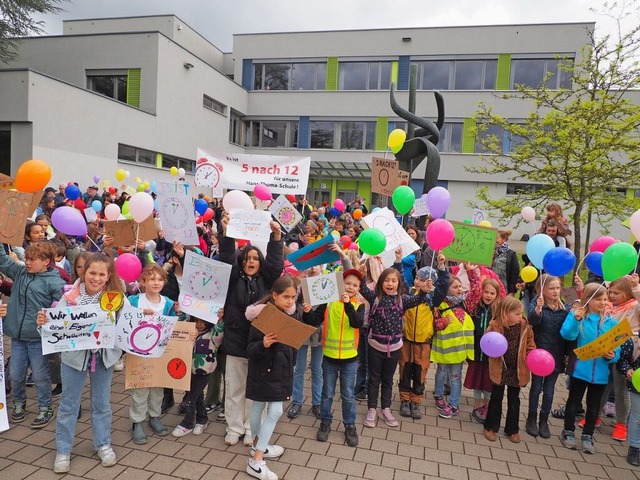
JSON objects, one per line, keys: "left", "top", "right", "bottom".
{"left": 193, "top": 422, "right": 208, "bottom": 435}
{"left": 287, "top": 403, "right": 301, "bottom": 419}
{"left": 224, "top": 433, "right": 239, "bottom": 445}
{"left": 379, "top": 408, "right": 399, "bottom": 427}
{"left": 603, "top": 401, "right": 616, "bottom": 418}
{"left": 205, "top": 401, "right": 222, "bottom": 413}
{"left": 581, "top": 434, "right": 596, "bottom": 454}
{"left": 244, "top": 432, "right": 254, "bottom": 446}
{"left": 578, "top": 417, "right": 601, "bottom": 429}
{"left": 31, "top": 409, "right": 53, "bottom": 429}
{"left": 344, "top": 424, "right": 359, "bottom": 447}
{"left": 11, "top": 401, "right": 26, "bottom": 423}
{"left": 483, "top": 429, "right": 497, "bottom": 442}
{"left": 251, "top": 444, "right": 284, "bottom": 459}
{"left": 364, "top": 408, "right": 377, "bottom": 428}
{"left": 51, "top": 384, "right": 63, "bottom": 398}
{"left": 551, "top": 406, "right": 566, "bottom": 419}
{"left": 113, "top": 357, "right": 125, "bottom": 372}
{"left": 96, "top": 445, "right": 117, "bottom": 467}
{"left": 627, "top": 446, "right": 640, "bottom": 466}
{"left": 317, "top": 420, "right": 331, "bottom": 442}
{"left": 171, "top": 425, "right": 192, "bottom": 437}
{"left": 53, "top": 453, "right": 71, "bottom": 473}
{"left": 399, "top": 401, "right": 411, "bottom": 417}
{"left": 311, "top": 405, "right": 321, "bottom": 419}
{"left": 434, "top": 396, "right": 446, "bottom": 411}
{"left": 472, "top": 407, "right": 486, "bottom": 424}
{"left": 438, "top": 404, "right": 459, "bottom": 419}
{"left": 354, "top": 390, "right": 367, "bottom": 401}
{"left": 247, "top": 459, "right": 278, "bottom": 480}
{"left": 613, "top": 423, "right": 628, "bottom": 442}
{"left": 410, "top": 402, "right": 422, "bottom": 420}
{"left": 560, "top": 429, "right": 577, "bottom": 450}
{"left": 216, "top": 410, "right": 226, "bottom": 422}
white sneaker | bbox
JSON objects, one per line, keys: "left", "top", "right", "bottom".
{"left": 193, "top": 422, "right": 208, "bottom": 435}
{"left": 53, "top": 453, "right": 71, "bottom": 473}
{"left": 113, "top": 357, "right": 125, "bottom": 372}
{"left": 224, "top": 433, "right": 240, "bottom": 445}
{"left": 243, "top": 431, "right": 254, "bottom": 446}
{"left": 247, "top": 459, "right": 278, "bottom": 480}
{"left": 172, "top": 425, "right": 192, "bottom": 437}
{"left": 96, "top": 445, "right": 117, "bottom": 467}
{"left": 251, "top": 444, "right": 285, "bottom": 459}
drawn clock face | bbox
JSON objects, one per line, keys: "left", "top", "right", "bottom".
{"left": 188, "top": 271, "right": 221, "bottom": 300}
{"left": 0, "top": 195, "right": 27, "bottom": 238}
{"left": 161, "top": 196, "right": 190, "bottom": 229}
{"left": 310, "top": 277, "right": 336, "bottom": 301}
{"left": 167, "top": 358, "right": 187, "bottom": 379}
{"left": 194, "top": 163, "right": 220, "bottom": 188}
{"left": 277, "top": 206, "right": 297, "bottom": 227}
{"left": 130, "top": 323, "right": 162, "bottom": 354}
{"left": 371, "top": 216, "right": 397, "bottom": 237}
{"left": 450, "top": 228, "right": 476, "bottom": 254}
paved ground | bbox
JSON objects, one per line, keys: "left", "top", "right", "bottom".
{"left": 0, "top": 343, "right": 638, "bottom": 480}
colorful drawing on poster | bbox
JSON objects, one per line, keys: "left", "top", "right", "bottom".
{"left": 0, "top": 302, "right": 8, "bottom": 432}
{"left": 361, "top": 207, "right": 419, "bottom": 258}
{"left": 287, "top": 235, "right": 340, "bottom": 271}
{"left": 179, "top": 250, "right": 231, "bottom": 322}
{"left": 40, "top": 304, "right": 115, "bottom": 354}
{"left": 574, "top": 320, "right": 632, "bottom": 361}
{"left": 269, "top": 194, "right": 303, "bottom": 232}
{"left": 0, "top": 189, "right": 42, "bottom": 246}
{"left": 156, "top": 181, "right": 198, "bottom": 245}
{"left": 442, "top": 221, "right": 498, "bottom": 267}
{"left": 226, "top": 209, "right": 271, "bottom": 256}
{"left": 115, "top": 302, "right": 179, "bottom": 358}
{"left": 301, "top": 272, "right": 345, "bottom": 306}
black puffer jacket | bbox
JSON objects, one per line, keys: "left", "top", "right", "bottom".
{"left": 527, "top": 296, "right": 570, "bottom": 374}
{"left": 218, "top": 235, "right": 284, "bottom": 358}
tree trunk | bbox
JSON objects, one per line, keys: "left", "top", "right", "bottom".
{"left": 584, "top": 210, "right": 592, "bottom": 259}
{"left": 573, "top": 203, "right": 583, "bottom": 276}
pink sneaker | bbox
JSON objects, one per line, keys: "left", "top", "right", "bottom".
{"left": 364, "top": 408, "right": 377, "bottom": 428}
{"left": 379, "top": 408, "right": 399, "bottom": 427}
{"left": 434, "top": 396, "right": 446, "bottom": 411}
{"left": 438, "top": 404, "right": 459, "bottom": 419}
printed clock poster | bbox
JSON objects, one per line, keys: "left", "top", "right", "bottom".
{"left": 301, "top": 272, "right": 345, "bottom": 307}
{"left": 115, "top": 302, "right": 179, "bottom": 358}
{"left": 179, "top": 250, "right": 231, "bottom": 322}
{"left": 156, "top": 181, "right": 199, "bottom": 245}
{"left": 269, "top": 194, "right": 302, "bottom": 232}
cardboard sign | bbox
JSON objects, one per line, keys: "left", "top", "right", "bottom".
{"left": 0, "top": 173, "right": 15, "bottom": 190}
{"left": 574, "top": 320, "right": 632, "bottom": 361}
{"left": 0, "top": 190, "right": 42, "bottom": 246}
{"left": 287, "top": 235, "right": 340, "bottom": 271}
{"left": 40, "top": 304, "right": 115, "bottom": 354}
{"left": 115, "top": 302, "right": 179, "bottom": 358}
{"left": 371, "top": 157, "right": 410, "bottom": 196}
{"left": 442, "top": 221, "right": 498, "bottom": 267}
{"left": 102, "top": 216, "right": 157, "bottom": 246}
{"left": 301, "top": 272, "right": 345, "bottom": 306}
{"left": 156, "top": 181, "right": 199, "bottom": 245}
{"left": 179, "top": 250, "right": 231, "bottom": 322}
{"left": 252, "top": 303, "right": 317, "bottom": 349}
{"left": 0, "top": 304, "right": 9, "bottom": 432}
{"left": 269, "top": 194, "right": 303, "bottom": 232}
{"left": 361, "top": 207, "right": 420, "bottom": 259}
{"left": 98, "top": 179, "right": 111, "bottom": 190}
{"left": 125, "top": 321, "right": 196, "bottom": 390}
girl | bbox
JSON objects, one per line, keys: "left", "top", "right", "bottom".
{"left": 483, "top": 296, "right": 536, "bottom": 443}
{"left": 37, "top": 253, "right": 124, "bottom": 473}
{"left": 560, "top": 283, "right": 620, "bottom": 454}
{"left": 539, "top": 202, "right": 572, "bottom": 238}
{"left": 245, "top": 275, "right": 312, "bottom": 480}
{"left": 526, "top": 274, "right": 570, "bottom": 439}
{"left": 616, "top": 336, "right": 640, "bottom": 465}
{"left": 359, "top": 250, "right": 440, "bottom": 428}
{"left": 464, "top": 273, "right": 502, "bottom": 424}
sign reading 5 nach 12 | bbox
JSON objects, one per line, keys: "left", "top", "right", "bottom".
{"left": 371, "top": 157, "right": 409, "bottom": 196}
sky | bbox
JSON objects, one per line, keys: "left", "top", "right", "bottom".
{"left": 33, "top": 0, "right": 633, "bottom": 52}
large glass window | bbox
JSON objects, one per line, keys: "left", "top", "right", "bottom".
{"left": 414, "top": 59, "right": 498, "bottom": 90}
{"left": 87, "top": 72, "right": 128, "bottom": 102}
{"left": 310, "top": 122, "right": 335, "bottom": 149}
{"left": 475, "top": 124, "right": 504, "bottom": 154}
{"left": 339, "top": 61, "right": 392, "bottom": 90}
{"left": 229, "top": 110, "right": 247, "bottom": 145}
{"left": 254, "top": 62, "right": 326, "bottom": 90}
{"left": 246, "top": 120, "right": 299, "bottom": 148}
{"left": 117, "top": 144, "right": 195, "bottom": 173}
{"left": 421, "top": 61, "right": 451, "bottom": 90}
{"left": 511, "top": 58, "right": 573, "bottom": 89}
{"left": 264, "top": 63, "right": 290, "bottom": 90}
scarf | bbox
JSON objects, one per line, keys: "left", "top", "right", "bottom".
{"left": 495, "top": 242, "right": 510, "bottom": 258}
{"left": 445, "top": 294, "right": 467, "bottom": 324}
{"left": 241, "top": 273, "right": 260, "bottom": 307}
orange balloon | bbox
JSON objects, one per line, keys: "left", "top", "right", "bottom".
{"left": 15, "top": 159, "right": 52, "bottom": 193}
{"left": 352, "top": 209, "right": 363, "bottom": 220}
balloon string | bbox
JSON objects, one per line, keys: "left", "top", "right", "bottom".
{"left": 430, "top": 251, "right": 436, "bottom": 270}
{"left": 539, "top": 272, "right": 547, "bottom": 292}
{"left": 634, "top": 249, "right": 640, "bottom": 274}
{"left": 580, "top": 281, "right": 606, "bottom": 308}
{"left": 575, "top": 252, "right": 589, "bottom": 273}
{"left": 134, "top": 224, "right": 140, "bottom": 256}
{"left": 86, "top": 236, "right": 102, "bottom": 253}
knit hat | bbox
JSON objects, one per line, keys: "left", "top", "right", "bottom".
{"left": 416, "top": 266, "right": 438, "bottom": 283}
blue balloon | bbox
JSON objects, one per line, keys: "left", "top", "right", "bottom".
{"left": 542, "top": 247, "right": 576, "bottom": 276}
{"left": 91, "top": 200, "right": 102, "bottom": 213}
{"left": 585, "top": 251, "right": 604, "bottom": 277}
{"left": 372, "top": 207, "right": 381, "bottom": 212}
{"left": 526, "top": 234, "right": 555, "bottom": 269}
{"left": 194, "top": 198, "right": 208, "bottom": 215}
{"left": 150, "top": 181, "right": 157, "bottom": 194}
{"left": 65, "top": 184, "right": 80, "bottom": 201}
{"left": 329, "top": 207, "right": 341, "bottom": 217}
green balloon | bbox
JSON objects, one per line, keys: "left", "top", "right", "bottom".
{"left": 392, "top": 185, "right": 415, "bottom": 215}
{"left": 463, "top": 219, "right": 473, "bottom": 224}
{"left": 633, "top": 370, "right": 640, "bottom": 392}
{"left": 602, "top": 242, "right": 637, "bottom": 281}
{"left": 359, "top": 228, "right": 387, "bottom": 256}
{"left": 121, "top": 200, "right": 130, "bottom": 215}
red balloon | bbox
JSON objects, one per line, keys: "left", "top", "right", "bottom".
{"left": 108, "top": 187, "right": 116, "bottom": 195}
{"left": 202, "top": 208, "right": 214, "bottom": 222}
{"left": 195, "top": 216, "right": 203, "bottom": 224}
{"left": 340, "top": 235, "right": 352, "bottom": 249}
{"left": 286, "top": 194, "right": 296, "bottom": 203}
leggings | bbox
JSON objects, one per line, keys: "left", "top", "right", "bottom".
{"left": 564, "top": 377, "right": 606, "bottom": 436}
{"left": 249, "top": 401, "right": 283, "bottom": 453}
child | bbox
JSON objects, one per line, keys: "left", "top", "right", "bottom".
{"left": 616, "top": 337, "right": 640, "bottom": 465}
{"left": 398, "top": 266, "right": 448, "bottom": 419}
{"left": 128, "top": 264, "right": 177, "bottom": 444}
{"left": 358, "top": 249, "right": 439, "bottom": 428}
{"left": 560, "top": 283, "right": 620, "bottom": 454}
{"left": 244, "top": 275, "right": 312, "bottom": 480}
{"left": 464, "top": 273, "right": 502, "bottom": 424}
{"left": 172, "top": 316, "right": 223, "bottom": 437}
{"left": 526, "top": 274, "right": 570, "bottom": 439}
{"left": 0, "top": 242, "right": 64, "bottom": 428}
{"left": 483, "top": 296, "right": 536, "bottom": 443}
{"left": 37, "top": 253, "right": 123, "bottom": 473}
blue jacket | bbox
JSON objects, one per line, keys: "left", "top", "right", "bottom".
{"left": 561, "top": 311, "right": 620, "bottom": 385}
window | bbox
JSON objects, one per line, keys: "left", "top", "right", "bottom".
{"left": 511, "top": 58, "right": 573, "bottom": 89}
{"left": 419, "top": 61, "right": 451, "bottom": 90}
{"left": 203, "top": 95, "right": 226, "bottom": 115}
{"left": 254, "top": 62, "right": 326, "bottom": 90}
{"left": 229, "top": 110, "right": 248, "bottom": 145}
{"left": 246, "top": 120, "right": 299, "bottom": 148}
{"left": 307, "top": 121, "right": 376, "bottom": 150}
{"left": 292, "top": 63, "right": 326, "bottom": 90}
{"left": 338, "top": 61, "right": 392, "bottom": 90}
{"left": 389, "top": 121, "right": 462, "bottom": 152}
{"left": 117, "top": 144, "right": 195, "bottom": 173}
{"left": 506, "top": 183, "right": 544, "bottom": 195}
{"left": 87, "top": 70, "right": 128, "bottom": 102}
{"left": 413, "top": 59, "right": 498, "bottom": 90}
{"left": 310, "top": 121, "right": 335, "bottom": 149}
{"left": 475, "top": 124, "right": 504, "bottom": 154}
{"left": 162, "top": 154, "right": 179, "bottom": 170}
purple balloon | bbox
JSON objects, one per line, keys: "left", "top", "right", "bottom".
{"left": 480, "top": 332, "right": 508, "bottom": 358}
{"left": 426, "top": 186, "right": 450, "bottom": 218}
{"left": 93, "top": 175, "right": 100, "bottom": 184}
{"left": 51, "top": 206, "right": 87, "bottom": 236}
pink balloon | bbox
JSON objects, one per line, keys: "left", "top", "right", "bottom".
{"left": 253, "top": 184, "right": 272, "bottom": 201}
{"left": 115, "top": 253, "right": 142, "bottom": 282}
{"left": 334, "top": 199, "right": 345, "bottom": 212}
{"left": 590, "top": 236, "right": 616, "bottom": 253}
{"left": 348, "top": 243, "right": 359, "bottom": 251}
{"left": 426, "top": 219, "right": 455, "bottom": 250}
{"left": 104, "top": 203, "right": 121, "bottom": 221}
{"left": 526, "top": 348, "right": 555, "bottom": 377}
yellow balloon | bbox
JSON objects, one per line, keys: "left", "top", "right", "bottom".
{"left": 142, "top": 181, "right": 150, "bottom": 189}
{"left": 115, "top": 168, "right": 126, "bottom": 182}
{"left": 521, "top": 265, "right": 539, "bottom": 283}
{"left": 387, "top": 129, "right": 406, "bottom": 151}
{"left": 478, "top": 220, "right": 492, "bottom": 227}
{"left": 170, "top": 166, "right": 178, "bottom": 176}
{"left": 135, "top": 176, "right": 141, "bottom": 184}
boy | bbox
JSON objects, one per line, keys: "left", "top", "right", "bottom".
{"left": 0, "top": 242, "right": 64, "bottom": 427}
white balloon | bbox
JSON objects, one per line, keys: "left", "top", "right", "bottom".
{"left": 129, "top": 192, "right": 155, "bottom": 223}
{"left": 630, "top": 210, "right": 640, "bottom": 240}
{"left": 125, "top": 170, "right": 130, "bottom": 178}
{"left": 178, "top": 167, "right": 186, "bottom": 177}
{"left": 104, "top": 203, "right": 121, "bottom": 221}
{"left": 223, "top": 190, "right": 254, "bottom": 211}
{"left": 521, "top": 206, "right": 536, "bottom": 222}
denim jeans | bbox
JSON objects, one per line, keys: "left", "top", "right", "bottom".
{"left": 10, "top": 338, "right": 52, "bottom": 409}
{"left": 250, "top": 401, "right": 283, "bottom": 453}
{"left": 629, "top": 391, "right": 640, "bottom": 448}
{"left": 292, "top": 344, "right": 323, "bottom": 406}
{"left": 355, "top": 327, "right": 369, "bottom": 395}
{"left": 434, "top": 362, "right": 463, "bottom": 408}
{"left": 57, "top": 355, "right": 113, "bottom": 454}
{"left": 528, "top": 371, "right": 560, "bottom": 417}
{"left": 320, "top": 358, "right": 357, "bottom": 425}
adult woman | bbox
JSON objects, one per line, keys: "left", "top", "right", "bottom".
{"left": 492, "top": 230, "right": 520, "bottom": 296}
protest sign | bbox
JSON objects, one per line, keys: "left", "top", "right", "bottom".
{"left": 0, "top": 190, "right": 42, "bottom": 246}
{"left": 84, "top": 207, "right": 98, "bottom": 223}
{"left": 124, "top": 185, "right": 137, "bottom": 196}
{"left": 155, "top": 181, "right": 198, "bottom": 245}
{"left": 269, "top": 194, "right": 303, "bottom": 232}
{"left": 125, "top": 321, "right": 196, "bottom": 390}
{"left": 371, "top": 157, "right": 410, "bottom": 196}
{"left": 0, "top": 173, "right": 15, "bottom": 190}
{"left": 442, "top": 221, "right": 498, "bottom": 267}
{"left": 40, "top": 304, "right": 115, "bottom": 355}
{"left": 0, "top": 303, "right": 8, "bottom": 432}
{"left": 252, "top": 303, "right": 317, "bottom": 349}
{"left": 227, "top": 209, "right": 272, "bottom": 243}
{"left": 102, "top": 216, "right": 157, "bottom": 246}
{"left": 411, "top": 196, "right": 429, "bottom": 218}
{"left": 115, "top": 302, "right": 179, "bottom": 358}
{"left": 301, "top": 272, "right": 345, "bottom": 306}
{"left": 574, "top": 320, "right": 632, "bottom": 361}
{"left": 361, "top": 207, "right": 419, "bottom": 259}
{"left": 179, "top": 250, "right": 231, "bottom": 322}
{"left": 287, "top": 235, "right": 340, "bottom": 271}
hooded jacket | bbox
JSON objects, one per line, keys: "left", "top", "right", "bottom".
{"left": 486, "top": 317, "right": 536, "bottom": 387}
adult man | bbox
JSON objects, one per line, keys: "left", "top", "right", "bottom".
{"left": 84, "top": 185, "right": 100, "bottom": 204}
{"left": 545, "top": 220, "right": 567, "bottom": 248}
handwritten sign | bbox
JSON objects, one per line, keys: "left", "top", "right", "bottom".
{"left": 40, "top": 304, "right": 115, "bottom": 354}
{"left": 156, "top": 181, "right": 198, "bottom": 245}
{"left": 411, "top": 196, "right": 429, "bottom": 218}
{"left": 269, "top": 194, "right": 302, "bottom": 232}
{"left": 0, "top": 303, "right": 8, "bottom": 432}
{"left": 361, "top": 207, "right": 420, "bottom": 259}
{"left": 115, "top": 302, "right": 179, "bottom": 358}
{"left": 371, "top": 157, "right": 410, "bottom": 196}
{"left": 301, "top": 272, "right": 345, "bottom": 306}
{"left": 102, "top": 216, "right": 157, "bottom": 246}
{"left": 442, "top": 221, "right": 498, "bottom": 267}
{"left": 574, "top": 320, "right": 632, "bottom": 361}
{"left": 287, "top": 235, "right": 340, "bottom": 271}
{"left": 125, "top": 321, "right": 196, "bottom": 390}
{"left": 179, "top": 250, "right": 231, "bottom": 322}
{"left": 0, "top": 190, "right": 42, "bottom": 246}
{"left": 98, "top": 179, "right": 111, "bottom": 190}
{"left": 252, "top": 303, "right": 317, "bottom": 349}
{"left": 227, "top": 209, "right": 272, "bottom": 243}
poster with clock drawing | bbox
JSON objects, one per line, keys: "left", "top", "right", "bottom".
{"left": 195, "top": 149, "right": 224, "bottom": 197}
{"left": 361, "top": 207, "right": 420, "bottom": 259}
{"left": 115, "top": 302, "right": 179, "bottom": 358}
{"left": 179, "top": 250, "right": 231, "bottom": 322}
{"left": 269, "top": 194, "right": 302, "bottom": 232}
{"left": 156, "top": 181, "right": 199, "bottom": 245}
{"left": 301, "top": 272, "right": 345, "bottom": 307}
{"left": 125, "top": 321, "right": 196, "bottom": 391}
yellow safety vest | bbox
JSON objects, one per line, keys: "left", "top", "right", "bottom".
{"left": 322, "top": 299, "right": 362, "bottom": 360}
{"left": 430, "top": 301, "right": 475, "bottom": 364}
